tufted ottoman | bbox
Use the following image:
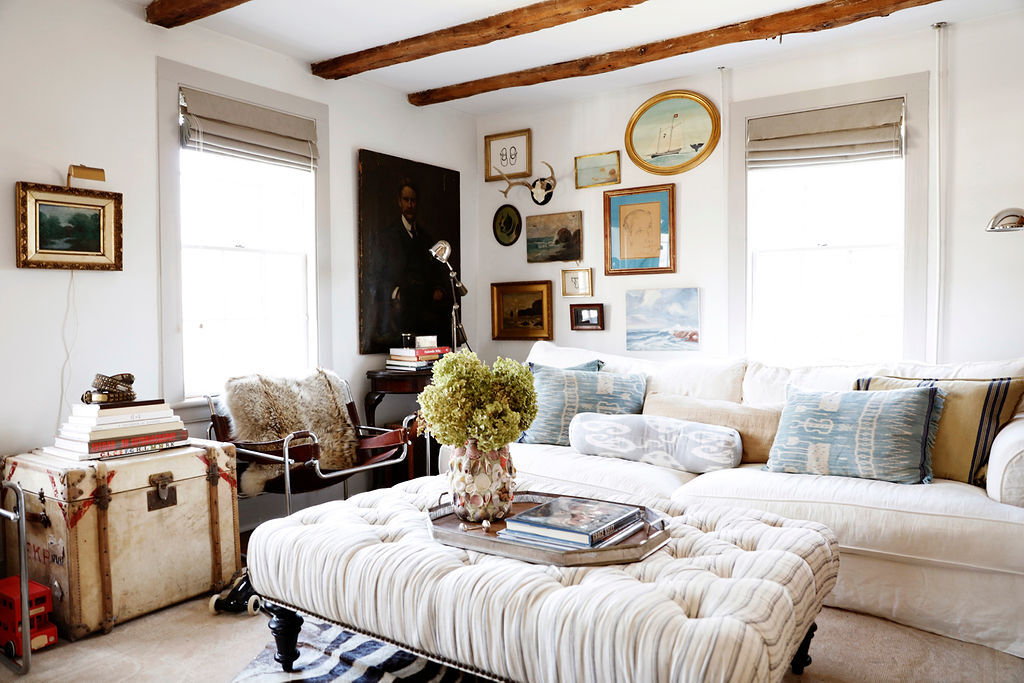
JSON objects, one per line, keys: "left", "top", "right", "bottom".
{"left": 247, "top": 476, "right": 839, "bottom": 682}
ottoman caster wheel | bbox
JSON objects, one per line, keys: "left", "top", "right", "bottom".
{"left": 3, "top": 640, "right": 15, "bottom": 658}
{"left": 247, "top": 594, "right": 262, "bottom": 616}
{"left": 208, "top": 594, "right": 221, "bottom": 615}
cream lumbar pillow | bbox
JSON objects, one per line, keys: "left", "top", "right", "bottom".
{"left": 643, "top": 393, "right": 782, "bottom": 464}
{"left": 854, "top": 376, "right": 1024, "bottom": 486}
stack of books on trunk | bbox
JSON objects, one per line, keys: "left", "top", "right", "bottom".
{"left": 42, "top": 399, "right": 188, "bottom": 461}
{"left": 385, "top": 345, "right": 450, "bottom": 371}
{"left": 496, "top": 497, "right": 645, "bottom": 550}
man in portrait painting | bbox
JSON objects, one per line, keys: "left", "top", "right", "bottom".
{"left": 619, "top": 203, "right": 660, "bottom": 260}
{"left": 358, "top": 150, "right": 461, "bottom": 354}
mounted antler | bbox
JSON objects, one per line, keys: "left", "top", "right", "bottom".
{"left": 494, "top": 167, "right": 532, "bottom": 198}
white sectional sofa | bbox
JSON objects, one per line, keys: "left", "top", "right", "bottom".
{"left": 445, "top": 341, "right": 1024, "bottom": 657}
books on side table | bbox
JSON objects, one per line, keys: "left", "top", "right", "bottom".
{"left": 497, "top": 497, "right": 645, "bottom": 550}
{"left": 42, "top": 399, "right": 188, "bottom": 461}
{"left": 385, "top": 345, "right": 450, "bottom": 371}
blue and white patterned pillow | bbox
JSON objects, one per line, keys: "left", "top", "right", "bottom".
{"left": 522, "top": 366, "right": 646, "bottom": 446}
{"left": 765, "top": 386, "right": 945, "bottom": 484}
{"left": 568, "top": 412, "right": 742, "bottom": 473}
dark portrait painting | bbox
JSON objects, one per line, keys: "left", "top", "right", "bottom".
{"left": 358, "top": 149, "right": 461, "bottom": 354}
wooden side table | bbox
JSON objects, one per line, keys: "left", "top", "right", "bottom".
{"left": 365, "top": 368, "right": 433, "bottom": 483}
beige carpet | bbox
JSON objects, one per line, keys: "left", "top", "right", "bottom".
{"left": 5, "top": 600, "right": 1021, "bottom": 682}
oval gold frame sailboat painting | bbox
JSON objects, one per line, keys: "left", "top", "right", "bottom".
{"left": 625, "top": 90, "right": 720, "bottom": 176}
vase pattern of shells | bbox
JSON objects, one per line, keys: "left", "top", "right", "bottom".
{"left": 449, "top": 440, "right": 515, "bottom": 522}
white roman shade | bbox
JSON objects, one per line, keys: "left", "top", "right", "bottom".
{"left": 179, "top": 86, "right": 318, "bottom": 170}
{"left": 746, "top": 97, "right": 904, "bottom": 169}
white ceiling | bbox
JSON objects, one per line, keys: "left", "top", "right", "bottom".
{"left": 130, "top": 0, "right": 1022, "bottom": 115}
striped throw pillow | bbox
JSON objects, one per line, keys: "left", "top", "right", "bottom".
{"left": 522, "top": 366, "right": 646, "bottom": 446}
{"left": 855, "top": 376, "right": 1024, "bottom": 486}
{"left": 766, "top": 386, "right": 945, "bottom": 484}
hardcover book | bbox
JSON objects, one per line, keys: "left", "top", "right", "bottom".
{"left": 54, "top": 429, "right": 189, "bottom": 454}
{"left": 388, "top": 346, "right": 450, "bottom": 357}
{"left": 41, "top": 440, "right": 190, "bottom": 461}
{"left": 72, "top": 400, "right": 170, "bottom": 418}
{"left": 60, "top": 417, "right": 185, "bottom": 440}
{"left": 504, "top": 497, "right": 643, "bottom": 546}
{"left": 497, "top": 518, "right": 646, "bottom": 550}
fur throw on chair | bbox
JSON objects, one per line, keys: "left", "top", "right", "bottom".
{"left": 223, "top": 368, "right": 358, "bottom": 496}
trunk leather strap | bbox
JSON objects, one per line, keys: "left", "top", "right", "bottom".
{"left": 206, "top": 457, "right": 224, "bottom": 591}
{"left": 94, "top": 462, "right": 115, "bottom": 633}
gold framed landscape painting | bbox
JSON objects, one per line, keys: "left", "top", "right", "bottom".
{"left": 15, "top": 182, "right": 122, "bottom": 270}
{"left": 603, "top": 184, "right": 675, "bottom": 276}
{"left": 491, "top": 280, "right": 553, "bottom": 340}
{"left": 625, "top": 90, "right": 720, "bottom": 175}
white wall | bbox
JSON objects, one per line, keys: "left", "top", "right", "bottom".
{"left": 472, "top": 10, "right": 1024, "bottom": 366}
{"left": 0, "top": 0, "right": 476, "bottom": 455}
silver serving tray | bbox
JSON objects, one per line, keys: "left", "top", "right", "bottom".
{"left": 428, "top": 491, "right": 670, "bottom": 566}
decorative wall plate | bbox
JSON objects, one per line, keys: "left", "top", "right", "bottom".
{"left": 492, "top": 204, "right": 522, "bottom": 246}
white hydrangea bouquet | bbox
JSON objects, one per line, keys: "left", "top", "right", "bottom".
{"left": 417, "top": 350, "right": 537, "bottom": 521}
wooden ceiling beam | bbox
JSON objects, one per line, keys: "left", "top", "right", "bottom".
{"left": 312, "top": 0, "right": 648, "bottom": 80}
{"left": 146, "top": 0, "right": 253, "bottom": 28}
{"left": 408, "top": 0, "right": 942, "bottom": 106}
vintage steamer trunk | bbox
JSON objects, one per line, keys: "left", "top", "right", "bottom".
{"left": 1, "top": 439, "right": 239, "bottom": 639}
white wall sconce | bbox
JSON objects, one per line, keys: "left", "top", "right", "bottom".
{"left": 986, "top": 208, "right": 1024, "bottom": 232}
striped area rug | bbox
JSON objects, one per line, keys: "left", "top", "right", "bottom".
{"left": 233, "top": 618, "right": 468, "bottom": 682}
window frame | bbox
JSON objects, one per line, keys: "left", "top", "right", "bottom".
{"left": 727, "top": 73, "right": 930, "bottom": 362}
{"left": 157, "top": 59, "right": 332, "bottom": 406}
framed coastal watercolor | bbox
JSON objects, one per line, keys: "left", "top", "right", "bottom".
{"left": 492, "top": 204, "right": 522, "bottom": 246}
{"left": 625, "top": 287, "right": 699, "bottom": 351}
{"left": 484, "top": 129, "right": 532, "bottom": 182}
{"left": 574, "top": 151, "right": 620, "bottom": 189}
{"left": 624, "top": 90, "right": 720, "bottom": 175}
{"left": 15, "top": 181, "right": 123, "bottom": 270}
{"left": 603, "top": 184, "right": 674, "bottom": 276}
{"left": 526, "top": 210, "right": 582, "bottom": 263}
{"left": 570, "top": 303, "right": 604, "bottom": 331}
{"left": 491, "top": 280, "right": 553, "bottom": 340}
{"left": 560, "top": 267, "right": 592, "bottom": 297}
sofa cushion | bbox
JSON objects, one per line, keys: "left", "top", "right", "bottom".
{"left": 766, "top": 386, "right": 944, "bottom": 484}
{"left": 988, "top": 416, "right": 1024, "bottom": 507}
{"left": 742, "top": 360, "right": 895, "bottom": 404}
{"left": 509, "top": 442, "right": 699, "bottom": 499}
{"left": 643, "top": 393, "right": 782, "bottom": 464}
{"left": 855, "top": 376, "right": 1024, "bottom": 486}
{"left": 525, "top": 341, "right": 746, "bottom": 401}
{"left": 567, "top": 412, "right": 741, "bottom": 473}
{"left": 522, "top": 365, "right": 646, "bottom": 446}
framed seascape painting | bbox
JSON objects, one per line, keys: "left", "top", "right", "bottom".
{"left": 491, "top": 280, "right": 553, "bottom": 341}
{"left": 624, "top": 90, "right": 720, "bottom": 175}
{"left": 570, "top": 303, "right": 604, "bottom": 331}
{"left": 357, "top": 149, "right": 461, "bottom": 354}
{"left": 574, "top": 151, "right": 620, "bottom": 189}
{"left": 625, "top": 287, "right": 700, "bottom": 351}
{"left": 526, "top": 210, "right": 582, "bottom": 263}
{"left": 15, "top": 182, "right": 122, "bottom": 270}
{"left": 603, "top": 184, "right": 674, "bottom": 275}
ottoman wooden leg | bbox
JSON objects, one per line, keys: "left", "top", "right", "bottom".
{"left": 265, "top": 603, "right": 304, "bottom": 672}
{"left": 790, "top": 621, "right": 817, "bottom": 675}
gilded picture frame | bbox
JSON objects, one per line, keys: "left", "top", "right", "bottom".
{"left": 491, "top": 280, "right": 553, "bottom": 340}
{"left": 570, "top": 303, "right": 604, "bottom": 331}
{"left": 15, "top": 181, "right": 123, "bottom": 270}
{"left": 603, "top": 184, "right": 675, "bottom": 276}
{"left": 574, "top": 150, "right": 620, "bottom": 189}
{"left": 624, "top": 90, "right": 720, "bottom": 176}
{"left": 560, "top": 267, "right": 593, "bottom": 297}
{"left": 484, "top": 129, "right": 532, "bottom": 182}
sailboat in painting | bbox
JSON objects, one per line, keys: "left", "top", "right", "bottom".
{"left": 650, "top": 113, "right": 682, "bottom": 158}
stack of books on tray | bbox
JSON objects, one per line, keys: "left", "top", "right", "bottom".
{"left": 385, "top": 345, "right": 450, "bottom": 371}
{"left": 496, "top": 497, "right": 645, "bottom": 551}
{"left": 42, "top": 399, "right": 188, "bottom": 461}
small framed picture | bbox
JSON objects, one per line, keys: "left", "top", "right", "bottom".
{"left": 491, "top": 280, "right": 553, "bottom": 340}
{"left": 574, "top": 151, "right": 620, "bottom": 189}
{"left": 15, "top": 182, "right": 123, "bottom": 270}
{"left": 484, "top": 129, "right": 532, "bottom": 182}
{"left": 570, "top": 303, "right": 605, "bottom": 331}
{"left": 561, "top": 267, "right": 593, "bottom": 297}
{"left": 604, "top": 183, "right": 675, "bottom": 276}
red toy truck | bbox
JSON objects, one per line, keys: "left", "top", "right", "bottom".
{"left": 0, "top": 576, "right": 58, "bottom": 657}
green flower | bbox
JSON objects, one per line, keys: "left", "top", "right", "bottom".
{"left": 417, "top": 350, "right": 537, "bottom": 451}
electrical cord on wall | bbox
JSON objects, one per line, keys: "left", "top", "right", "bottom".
{"left": 56, "top": 271, "right": 79, "bottom": 433}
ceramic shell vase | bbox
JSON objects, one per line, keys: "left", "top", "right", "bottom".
{"left": 448, "top": 440, "right": 516, "bottom": 522}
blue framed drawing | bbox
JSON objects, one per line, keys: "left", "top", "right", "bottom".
{"left": 603, "top": 184, "right": 674, "bottom": 275}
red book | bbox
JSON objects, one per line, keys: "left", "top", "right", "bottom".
{"left": 388, "top": 346, "right": 450, "bottom": 357}
{"left": 54, "top": 429, "right": 189, "bottom": 454}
